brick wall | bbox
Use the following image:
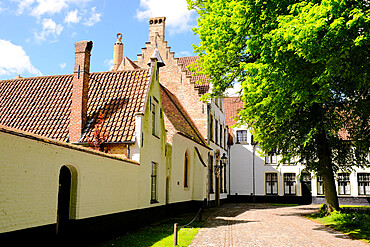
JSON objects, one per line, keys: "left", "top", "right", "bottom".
{"left": 135, "top": 18, "right": 208, "bottom": 139}
{"left": 70, "top": 41, "right": 93, "bottom": 143}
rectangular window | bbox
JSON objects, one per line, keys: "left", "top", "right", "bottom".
{"left": 151, "top": 98, "right": 158, "bottom": 136}
{"left": 265, "top": 173, "right": 278, "bottom": 195}
{"left": 265, "top": 149, "right": 277, "bottom": 164}
{"left": 184, "top": 152, "right": 189, "bottom": 188}
{"left": 209, "top": 155, "right": 214, "bottom": 193}
{"left": 284, "top": 173, "right": 296, "bottom": 195}
{"left": 220, "top": 125, "right": 223, "bottom": 148}
{"left": 151, "top": 162, "right": 158, "bottom": 203}
{"left": 210, "top": 115, "right": 213, "bottom": 142}
{"left": 338, "top": 173, "right": 351, "bottom": 195}
{"left": 317, "top": 176, "right": 324, "bottom": 195}
{"left": 236, "top": 130, "right": 248, "bottom": 143}
{"left": 215, "top": 120, "right": 219, "bottom": 145}
{"left": 358, "top": 173, "right": 370, "bottom": 195}
{"left": 224, "top": 128, "right": 227, "bottom": 147}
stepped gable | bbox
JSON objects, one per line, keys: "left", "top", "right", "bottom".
{"left": 0, "top": 69, "right": 150, "bottom": 143}
{"left": 160, "top": 84, "right": 207, "bottom": 147}
{"left": 178, "top": 56, "right": 210, "bottom": 95}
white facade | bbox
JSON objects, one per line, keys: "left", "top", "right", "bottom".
{"left": 312, "top": 167, "right": 370, "bottom": 198}
{"left": 228, "top": 124, "right": 370, "bottom": 205}
{"left": 207, "top": 97, "right": 229, "bottom": 204}
{"left": 229, "top": 125, "right": 307, "bottom": 198}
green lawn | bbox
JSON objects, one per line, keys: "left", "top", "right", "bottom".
{"left": 91, "top": 215, "right": 203, "bottom": 247}
{"left": 306, "top": 206, "right": 370, "bottom": 243}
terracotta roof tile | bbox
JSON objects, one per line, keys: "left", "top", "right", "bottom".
{"left": 160, "top": 84, "right": 207, "bottom": 147}
{"left": 178, "top": 56, "right": 210, "bottom": 95}
{"left": 224, "top": 97, "right": 243, "bottom": 128}
{"left": 0, "top": 69, "right": 150, "bottom": 143}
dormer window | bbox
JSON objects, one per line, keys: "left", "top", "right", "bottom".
{"left": 236, "top": 130, "right": 248, "bottom": 143}
{"left": 265, "top": 148, "right": 277, "bottom": 164}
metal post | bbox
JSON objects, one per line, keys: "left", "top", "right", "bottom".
{"left": 174, "top": 223, "right": 178, "bottom": 246}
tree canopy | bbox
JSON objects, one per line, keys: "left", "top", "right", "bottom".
{"left": 188, "top": 0, "right": 369, "bottom": 211}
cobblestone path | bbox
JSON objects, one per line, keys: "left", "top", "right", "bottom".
{"left": 189, "top": 203, "right": 369, "bottom": 247}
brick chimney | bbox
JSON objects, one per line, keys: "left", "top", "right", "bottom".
{"left": 148, "top": 17, "right": 166, "bottom": 45}
{"left": 112, "top": 33, "right": 123, "bottom": 71}
{"left": 70, "top": 40, "right": 93, "bottom": 143}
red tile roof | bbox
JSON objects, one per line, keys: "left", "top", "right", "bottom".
{"left": 178, "top": 56, "right": 210, "bottom": 95}
{"left": 160, "top": 84, "right": 207, "bottom": 147}
{"left": 0, "top": 69, "right": 150, "bottom": 143}
{"left": 224, "top": 97, "right": 243, "bottom": 128}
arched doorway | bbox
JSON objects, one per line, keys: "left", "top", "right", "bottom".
{"left": 56, "top": 166, "right": 72, "bottom": 236}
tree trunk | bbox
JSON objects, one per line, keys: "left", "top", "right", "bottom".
{"left": 316, "top": 127, "right": 340, "bottom": 212}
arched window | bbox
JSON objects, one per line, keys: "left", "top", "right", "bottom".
{"left": 184, "top": 151, "right": 190, "bottom": 188}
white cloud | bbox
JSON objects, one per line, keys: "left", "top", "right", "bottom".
{"left": 16, "top": 0, "right": 35, "bottom": 15}
{"left": 15, "top": 0, "right": 91, "bottom": 18}
{"left": 0, "top": 39, "right": 41, "bottom": 76}
{"left": 30, "top": 0, "right": 68, "bottom": 17}
{"left": 59, "top": 62, "right": 66, "bottom": 69}
{"left": 136, "top": 0, "right": 196, "bottom": 34}
{"left": 64, "top": 9, "right": 80, "bottom": 24}
{"left": 34, "top": 18, "right": 63, "bottom": 42}
{"left": 225, "top": 83, "right": 242, "bottom": 97}
{"left": 83, "top": 7, "right": 101, "bottom": 26}
{"left": 177, "top": 51, "right": 191, "bottom": 57}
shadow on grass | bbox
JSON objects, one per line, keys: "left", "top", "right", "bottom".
{"left": 307, "top": 210, "right": 370, "bottom": 244}
{"left": 89, "top": 213, "right": 204, "bottom": 247}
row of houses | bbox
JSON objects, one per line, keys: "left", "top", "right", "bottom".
{"left": 0, "top": 16, "right": 369, "bottom": 243}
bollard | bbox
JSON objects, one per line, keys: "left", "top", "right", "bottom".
{"left": 174, "top": 223, "right": 178, "bottom": 246}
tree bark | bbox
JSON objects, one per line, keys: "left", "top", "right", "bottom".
{"left": 316, "top": 127, "right": 340, "bottom": 212}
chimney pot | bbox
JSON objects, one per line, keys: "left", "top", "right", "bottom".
{"left": 112, "top": 33, "right": 123, "bottom": 71}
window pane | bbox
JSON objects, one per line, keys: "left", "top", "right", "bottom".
{"left": 271, "top": 154, "right": 277, "bottom": 163}
{"left": 291, "top": 183, "right": 296, "bottom": 194}
{"left": 266, "top": 182, "right": 271, "bottom": 194}
{"left": 272, "top": 182, "right": 277, "bottom": 194}
{"left": 366, "top": 183, "right": 370, "bottom": 195}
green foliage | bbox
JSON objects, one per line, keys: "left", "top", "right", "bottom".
{"left": 188, "top": 0, "right": 369, "bottom": 210}
{"left": 307, "top": 208, "right": 370, "bottom": 243}
{"left": 92, "top": 216, "right": 203, "bottom": 247}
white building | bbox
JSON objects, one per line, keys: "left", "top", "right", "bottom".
{"left": 224, "top": 96, "right": 369, "bottom": 205}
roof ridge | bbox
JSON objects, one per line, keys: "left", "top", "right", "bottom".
{"left": 0, "top": 73, "right": 73, "bottom": 82}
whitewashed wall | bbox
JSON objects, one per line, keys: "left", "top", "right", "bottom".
{"left": 0, "top": 129, "right": 147, "bottom": 234}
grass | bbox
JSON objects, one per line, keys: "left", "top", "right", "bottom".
{"left": 91, "top": 214, "right": 203, "bottom": 247}
{"left": 306, "top": 206, "right": 370, "bottom": 243}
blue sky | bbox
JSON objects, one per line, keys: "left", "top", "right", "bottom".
{"left": 0, "top": 0, "right": 201, "bottom": 80}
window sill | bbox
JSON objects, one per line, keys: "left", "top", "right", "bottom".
{"left": 152, "top": 133, "right": 160, "bottom": 139}
{"left": 150, "top": 200, "right": 159, "bottom": 204}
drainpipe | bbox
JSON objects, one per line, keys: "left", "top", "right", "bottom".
{"left": 252, "top": 142, "right": 257, "bottom": 202}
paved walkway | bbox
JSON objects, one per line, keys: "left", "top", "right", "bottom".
{"left": 189, "top": 203, "right": 369, "bottom": 247}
